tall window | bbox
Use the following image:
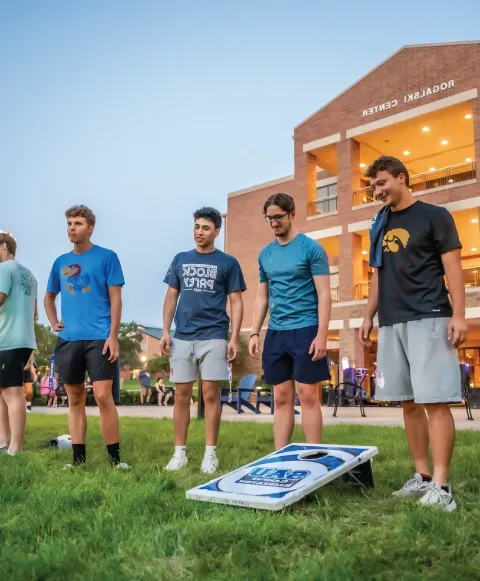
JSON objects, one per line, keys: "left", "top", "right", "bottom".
{"left": 315, "top": 183, "right": 337, "bottom": 214}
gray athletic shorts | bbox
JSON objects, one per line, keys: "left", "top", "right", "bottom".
{"left": 376, "top": 317, "right": 462, "bottom": 404}
{"left": 169, "top": 338, "right": 229, "bottom": 383}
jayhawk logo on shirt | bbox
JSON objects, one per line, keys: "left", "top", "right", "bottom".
{"left": 382, "top": 229, "right": 410, "bottom": 253}
{"left": 62, "top": 264, "right": 92, "bottom": 295}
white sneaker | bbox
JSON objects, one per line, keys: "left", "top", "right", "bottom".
{"left": 201, "top": 454, "right": 219, "bottom": 474}
{"left": 419, "top": 482, "right": 457, "bottom": 512}
{"left": 115, "top": 462, "right": 130, "bottom": 470}
{"left": 392, "top": 473, "right": 431, "bottom": 498}
{"left": 165, "top": 455, "right": 188, "bottom": 471}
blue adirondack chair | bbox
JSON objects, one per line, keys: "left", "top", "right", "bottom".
{"left": 220, "top": 374, "right": 257, "bottom": 414}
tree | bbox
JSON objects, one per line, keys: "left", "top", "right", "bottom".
{"left": 230, "top": 331, "right": 249, "bottom": 377}
{"left": 146, "top": 354, "right": 170, "bottom": 377}
{"left": 118, "top": 322, "right": 143, "bottom": 369}
{"left": 34, "top": 322, "right": 57, "bottom": 369}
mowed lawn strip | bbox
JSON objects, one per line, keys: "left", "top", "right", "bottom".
{"left": 0, "top": 416, "right": 479, "bottom": 581}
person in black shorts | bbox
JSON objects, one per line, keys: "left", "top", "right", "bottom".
{"left": 249, "top": 194, "right": 332, "bottom": 449}
{"left": 0, "top": 232, "right": 38, "bottom": 455}
{"left": 23, "top": 354, "right": 37, "bottom": 413}
{"left": 44, "top": 206, "right": 128, "bottom": 469}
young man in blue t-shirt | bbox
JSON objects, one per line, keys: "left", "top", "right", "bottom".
{"left": 249, "top": 193, "right": 332, "bottom": 450}
{"left": 0, "top": 232, "right": 37, "bottom": 456}
{"left": 160, "top": 207, "right": 246, "bottom": 474}
{"left": 44, "top": 205, "right": 128, "bottom": 469}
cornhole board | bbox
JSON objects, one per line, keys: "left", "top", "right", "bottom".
{"left": 186, "top": 443, "right": 378, "bottom": 511}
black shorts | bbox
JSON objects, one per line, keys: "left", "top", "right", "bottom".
{"left": 0, "top": 348, "right": 33, "bottom": 389}
{"left": 54, "top": 339, "right": 116, "bottom": 385}
{"left": 262, "top": 325, "right": 331, "bottom": 386}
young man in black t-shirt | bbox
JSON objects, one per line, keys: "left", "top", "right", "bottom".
{"left": 359, "top": 156, "right": 467, "bottom": 512}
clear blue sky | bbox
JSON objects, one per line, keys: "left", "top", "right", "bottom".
{"left": 1, "top": 0, "right": 478, "bottom": 326}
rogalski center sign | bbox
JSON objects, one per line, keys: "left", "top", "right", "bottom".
{"left": 362, "top": 79, "right": 455, "bottom": 118}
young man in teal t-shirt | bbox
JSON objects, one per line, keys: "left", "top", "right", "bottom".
{"left": 249, "top": 193, "right": 332, "bottom": 450}
{"left": 0, "top": 231, "right": 37, "bottom": 455}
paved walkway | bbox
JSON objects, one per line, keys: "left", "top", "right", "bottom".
{"left": 32, "top": 404, "right": 480, "bottom": 430}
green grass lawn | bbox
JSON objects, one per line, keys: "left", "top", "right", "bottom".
{"left": 1, "top": 416, "right": 480, "bottom": 581}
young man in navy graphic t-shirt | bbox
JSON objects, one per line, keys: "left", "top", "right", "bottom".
{"left": 44, "top": 205, "right": 128, "bottom": 469}
{"left": 160, "top": 207, "right": 246, "bottom": 474}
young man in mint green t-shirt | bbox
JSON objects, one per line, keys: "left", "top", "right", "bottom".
{"left": 0, "top": 232, "right": 37, "bottom": 455}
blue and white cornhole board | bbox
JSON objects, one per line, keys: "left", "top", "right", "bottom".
{"left": 186, "top": 443, "right": 378, "bottom": 511}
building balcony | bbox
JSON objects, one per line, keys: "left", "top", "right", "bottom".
{"left": 355, "top": 281, "right": 371, "bottom": 301}
{"left": 308, "top": 182, "right": 338, "bottom": 217}
{"left": 352, "top": 161, "right": 476, "bottom": 207}
{"left": 308, "top": 196, "right": 338, "bottom": 216}
{"left": 354, "top": 264, "right": 480, "bottom": 301}
{"left": 331, "top": 286, "right": 339, "bottom": 302}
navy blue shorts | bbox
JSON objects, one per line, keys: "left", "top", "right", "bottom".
{"left": 262, "top": 325, "right": 331, "bottom": 386}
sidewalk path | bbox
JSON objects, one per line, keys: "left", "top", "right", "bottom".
{"left": 32, "top": 404, "right": 480, "bottom": 430}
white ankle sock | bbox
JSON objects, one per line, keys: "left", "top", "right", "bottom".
{"left": 205, "top": 445, "right": 217, "bottom": 457}
{"left": 175, "top": 446, "right": 186, "bottom": 459}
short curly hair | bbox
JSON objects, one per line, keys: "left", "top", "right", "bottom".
{"left": 65, "top": 205, "right": 96, "bottom": 227}
{"left": 193, "top": 207, "right": 222, "bottom": 230}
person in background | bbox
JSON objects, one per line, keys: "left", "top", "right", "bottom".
{"left": 55, "top": 374, "right": 68, "bottom": 407}
{"left": 40, "top": 370, "right": 54, "bottom": 405}
{"left": 162, "top": 383, "right": 175, "bottom": 406}
{"left": 23, "top": 353, "right": 37, "bottom": 413}
{"left": 138, "top": 369, "right": 152, "bottom": 404}
{"left": 155, "top": 377, "right": 166, "bottom": 406}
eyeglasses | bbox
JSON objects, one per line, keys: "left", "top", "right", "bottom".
{"left": 264, "top": 212, "right": 289, "bottom": 224}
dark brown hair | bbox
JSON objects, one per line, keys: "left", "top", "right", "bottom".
{"left": 263, "top": 193, "right": 295, "bottom": 215}
{"left": 0, "top": 232, "right": 17, "bottom": 256}
{"left": 65, "top": 205, "right": 96, "bottom": 227}
{"left": 193, "top": 207, "right": 222, "bottom": 230}
{"left": 364, "top": 156, "right": 410, "bottom": 187}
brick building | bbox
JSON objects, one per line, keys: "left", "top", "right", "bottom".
{"left": 225, "top": 41, "right": 480, "bottom": 389}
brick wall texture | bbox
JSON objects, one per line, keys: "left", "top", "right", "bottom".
{"left": 226, "top": 43, "right": 480, "bottom": 382}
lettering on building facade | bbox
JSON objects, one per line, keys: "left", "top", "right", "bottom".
{"left": 362, "top": 80, "right": 455, "bottom": 118}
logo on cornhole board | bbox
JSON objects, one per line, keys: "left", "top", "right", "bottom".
{"left": 186, "top": 443, "right": 378, "bottom": 511}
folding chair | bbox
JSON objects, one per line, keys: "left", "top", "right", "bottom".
{"left": 332, "top": 368, "right": 368, "bottom": 418}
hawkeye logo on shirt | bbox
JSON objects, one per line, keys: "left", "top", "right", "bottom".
{"left": 182, "top": 264, "right": 218, "bottom": 293}
{"left": 382, "top": 229, "right": 410, "bottom": 253}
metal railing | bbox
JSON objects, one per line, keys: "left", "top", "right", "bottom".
{"left": 330, "top": 286, "right": 339, "bottom": 302}
{"left": 354, "top": 264, "right": 480, "bottom": 300}
{"left": 459, "top": 266, "right": 480, "bottom": 288}
{"left": 308, "top": 195, "right": 338, "bottom": 216}
{"left": 353, "top": 161, "right": 476, "bottom": 206}
{"left": 355, "top": 281, "right": 371, "bottom": 300}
